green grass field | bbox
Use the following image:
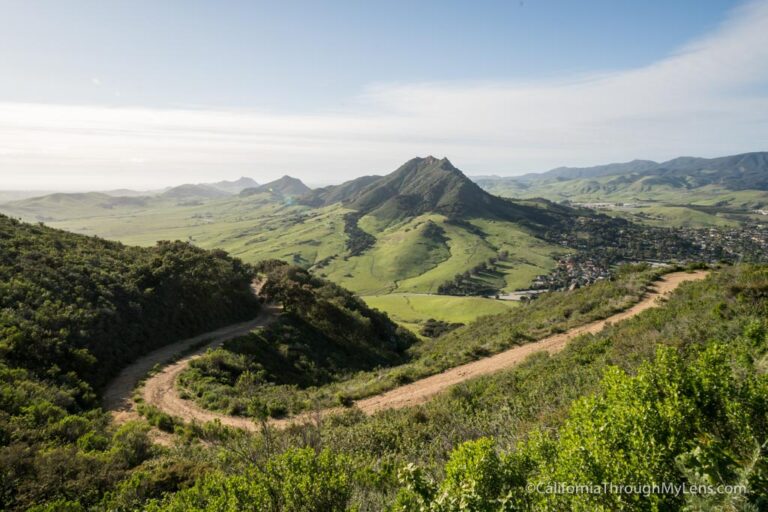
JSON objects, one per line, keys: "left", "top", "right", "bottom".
{"left": 362, "top": 293, "right": 519, "bottom": 331}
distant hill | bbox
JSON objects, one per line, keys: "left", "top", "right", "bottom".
{"left": 240, "top": 175, "right": 311, "bottom": 197}
{"left": 0, "top": 192, "right": 151, "bottom": 221}
{"left": 311, "top": 156, "right": 572, "bottom": 228}
{"left": 207, "top": 176, "right": 259, "bottom": 194}
{"left": 0, "top": 181, "right": 236, "bottom": 222}
{"left": 0, "top": 190, "right": 57, "bottom": 204}
{"left": 301, "top": 175, "right": 382, "bottom": 207}
{"left": 347, "top": 156, "right": 489, "bottom": 219}
{"left": 486, "top": 152, "right": 768, "bottom": 190}
{"left": 162, "top": 183, "right": 231, "bottom": 199}
{"left": 239, "top": 156, "right": 600, "bottom": 296}
{"left": 518, "top": 159, "right": 660, "bottom": 182}
{"left": 100, "top": 188, "right": 160, "bottom": 197}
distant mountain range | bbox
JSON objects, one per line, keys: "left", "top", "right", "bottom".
{"left": 162, "top": 177, "right": 262, "bottom": 199}
{"left": 4, "top": 151, "right": 766, "bottom": 238}
{"left": 478, "top": 152, "right": 768, "bottom": 191}
{"left": 162, "top": 183, "right": 232, "bottom": 200}
{"left": 208, "top": 176, "right": 259, "bottom": 194}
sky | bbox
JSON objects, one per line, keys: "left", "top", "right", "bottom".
{"left": 1, "top": 0, "right": 767, "bottom": 190}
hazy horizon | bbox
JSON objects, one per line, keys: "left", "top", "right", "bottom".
{"left": 2, "top": 0, "right": 768, "bottom": 190}
{"left": 4, "top": 149, "right": 768, "bottom": 194}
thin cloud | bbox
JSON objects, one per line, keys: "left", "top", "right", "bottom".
{"left": 1, "top": 0, "right": 767, "bottom": 190}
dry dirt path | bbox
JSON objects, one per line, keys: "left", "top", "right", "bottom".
{"left": 107, "top": 271, "right": 708, "bottom": 433}
{"left": 104, "top": 305, "right": 279, "bottom": 426}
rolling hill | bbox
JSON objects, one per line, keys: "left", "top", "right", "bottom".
{"left": 0, "top": 191, "right": 152, "bottom": 221}
{"left": 207, "top": 176, "right": 259, "bottom": 194}
{"left": 161, "top": 183, "right": 232, "bottom": 200}
{"left": 301, "top": 174, "right": 382, "bottom": 207}
{"left": 240, "top": 175, "right": 311, "bottom": 198}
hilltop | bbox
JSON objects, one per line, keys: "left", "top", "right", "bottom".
{"left": 306, "top": 156, "right": 572, "bottom": 227}
{"left": 207, "top": 176, "right": 259, "bottom": 194}
{"left": 252, "top": 157, "right": 591, "bottom": 298}
{"left": 161, "top": 183, "right": 231, "bottom": 200}
{"left": 301, "top": 174, "right": 382, "bottom": 207}
{"left": 240, "top": 175, "right": 311, "bottom": 197}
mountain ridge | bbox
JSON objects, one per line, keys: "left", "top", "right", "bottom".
{"left": 241, "top": 175, "right": 311, "bottom": 197}
{"left": 162, "top": 183, "right": 231, "bottom": 199}
{"left": 506, "top": 151, "right": 768, "bottom": 190}
{"left": 207, "top": 176, "right": 259, "bottom": 194}
{"left": 301, "top": 156, "right": 574, "bottom": 228}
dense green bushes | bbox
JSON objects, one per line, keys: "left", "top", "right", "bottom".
{"left": 178, "top": 260, "right": 417, "bottom": 417}
{"left": 145, "top": 448, "right": 353, "bottom": 511}
{"left": 396, "top": 340, "right": 768, "bottom": 510}
{"left": 0, "top": 215, "right": 259, "bottom": 510}
{"left": 0, "top": 216, "right": 259, "bottom": 390}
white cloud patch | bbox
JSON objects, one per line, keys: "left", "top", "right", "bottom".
{"left": 2, "top": 0, "right": 768, "bottom": 190}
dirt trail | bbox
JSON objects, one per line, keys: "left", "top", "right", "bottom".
{"left": 104, "top": 305, "right": 279, "bottom": 425}
{"left": 108, "top": 271, "right": 708, "bottom": 433}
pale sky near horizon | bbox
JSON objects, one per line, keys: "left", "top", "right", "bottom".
{"left": 1, "top": 0, "right": 767, "bottom": 190}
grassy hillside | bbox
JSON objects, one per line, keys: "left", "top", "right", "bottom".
{"left": 319, "top": 213, "right": 561, "bottom": 295}
{"left": 6, "top": 216, "right": 766, "bottom": 511}
{"left": 363, "top": 265, "right": 768, "bottom": 511}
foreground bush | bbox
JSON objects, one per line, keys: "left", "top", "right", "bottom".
{"left": 146, "top": 448, "right": 352, "bottom": 512}
{"left": 396, "top": 334, "right": 768, "bottom": 511}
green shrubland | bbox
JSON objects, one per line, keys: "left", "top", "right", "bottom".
{"left": 0, "top": 215, "right": 259, "bottom": 510}
{"left": 178, "top": 260, "right": 417, "bottom": 417}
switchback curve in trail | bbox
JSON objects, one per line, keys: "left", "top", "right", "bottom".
{"left": 104, "top": 305, "right": 279, "bottom": 425}
{"left": 106, "top": 271, "right": 708, "bottom": 433}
